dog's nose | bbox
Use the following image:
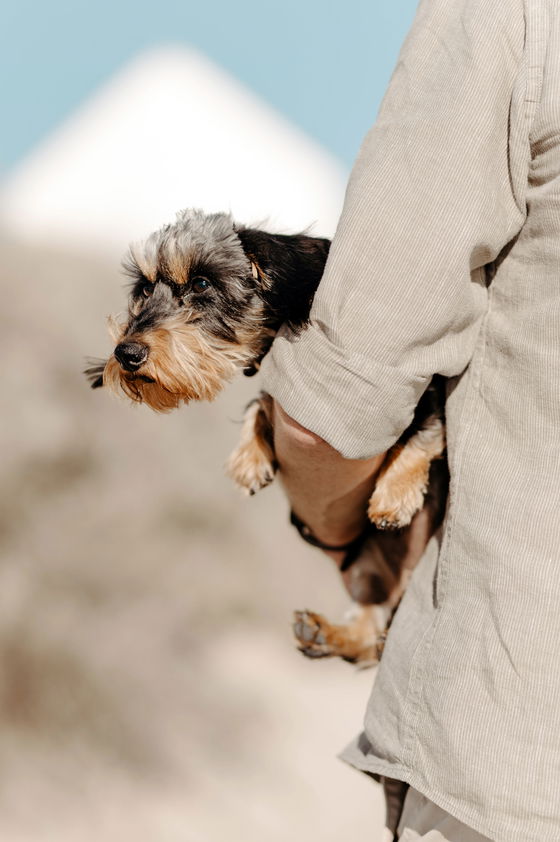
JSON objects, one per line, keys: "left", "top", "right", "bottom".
{"left": 114, "top": 342, "right": 149, "bottom": 371}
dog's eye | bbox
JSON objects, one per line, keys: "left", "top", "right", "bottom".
{"left": 141, "top": 283, "right": 153, "bottom": 298}
{"left": 191, "top": 277, "right": 211, "bottom": 292}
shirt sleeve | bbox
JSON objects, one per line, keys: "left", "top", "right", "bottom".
{"left": 260, "top": 0, "right": 527, "bottom": 459}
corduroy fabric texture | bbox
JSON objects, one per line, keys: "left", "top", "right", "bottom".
{"left": 261, "top": 0, "right": 560, "bottom": 839}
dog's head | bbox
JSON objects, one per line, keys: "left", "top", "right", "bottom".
{"left": 86, "top": 209, "right": 329, "bottom": 411}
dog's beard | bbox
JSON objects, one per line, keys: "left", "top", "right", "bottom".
{"left": 103, "top": 315, "right": 255, "bottom": 411}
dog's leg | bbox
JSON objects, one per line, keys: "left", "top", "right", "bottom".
{"left": 226, "top": 393, "right": 277, "bottom": 495}
{"left": 292, "top": 604, "right": 388, "bottom": 667}
{"left": 292, "top": 453, "right": 448, "bottom": 668}
{"left": 368, "top": 415, "right": 445, "bottom": 530}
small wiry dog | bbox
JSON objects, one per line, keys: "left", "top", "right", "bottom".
{"left": 87, "top": 209, "right": 447, "bottom": 666}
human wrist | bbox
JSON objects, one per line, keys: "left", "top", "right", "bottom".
{"left": 319, "top": 496, "right": 371, "bottom": 546}
{"left": 290, "top": 510, "right": 366, "bottom": 551}
{"left": 289, "top": 509, "right": 370, "bottom": 571}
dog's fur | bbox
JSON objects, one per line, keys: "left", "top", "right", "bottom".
{"left": 87, "top": 209, "right": 448, "bottom": 665}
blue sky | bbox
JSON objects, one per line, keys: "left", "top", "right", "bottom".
{"left": 1, "top": 0, "right": 419, "bottom": 174}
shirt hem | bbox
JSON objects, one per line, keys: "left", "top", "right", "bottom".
{"left": 338, "top": 741, "right": 520, "bottom": 842}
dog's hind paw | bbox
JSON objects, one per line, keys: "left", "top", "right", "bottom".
{"left": 293, "top": 606, "right": 382, "bottom": 666}
{"left": 293, "top": 610, "right": 335, "bottom": 659}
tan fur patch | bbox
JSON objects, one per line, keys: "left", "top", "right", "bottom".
{"left": 159, "top": 238, "right": 193, "bottom": 284}
{"left": 368, "top": 415, "right": 445, "bottom": 529}
{"left": 103, "top": 316, "right": 256, "bottom": 411}
{"left": 226, "top": 394, "right": 276, "bottom": 494}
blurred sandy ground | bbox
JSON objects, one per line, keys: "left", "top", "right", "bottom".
{"left": 0, "top": 234, "right": 385, "bottom": 840}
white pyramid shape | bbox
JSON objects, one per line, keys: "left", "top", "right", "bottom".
{"left": 0, "top": 46, "right": 347, "bottom": 253}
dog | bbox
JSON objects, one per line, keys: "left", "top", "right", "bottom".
{"left": 86, "top": 208, "right": 448, "bottom": 665}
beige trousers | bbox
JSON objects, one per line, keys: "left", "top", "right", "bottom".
{"left": 389, "top": 787, "right": 492, "bottom": 841}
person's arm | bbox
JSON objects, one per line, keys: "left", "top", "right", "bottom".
{"left": 261, "top": 0, "right": 527, "bottom": 471}
{"left": 273, "top": 401, "right": 437, "bottom": 599}
{"left": 272, "top": 401, "right": 385, "bottom": 564}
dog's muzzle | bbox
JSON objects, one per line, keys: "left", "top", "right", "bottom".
{"left": 114, "top": 342, "right": 149, "bottom": 372}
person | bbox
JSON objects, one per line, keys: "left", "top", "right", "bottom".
{"left": 259, "top": 0, "right": 559, "bottom": 839}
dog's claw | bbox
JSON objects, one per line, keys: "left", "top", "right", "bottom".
{"left": 369, "top": 512, "right": 408, "bottom": 530}
{"left": 247, "top": 472, "right": 274, "bottom": 496}
{"left": 376, "top": 517, "right": 400, "bottom": 530}
{"left": 297, "top": 646, "right": 330, "bottom": 659}
{"left": 228, "top": 456, "right": 276, "bottom": 497}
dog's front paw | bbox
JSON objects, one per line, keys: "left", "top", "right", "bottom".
{"left": 226, "top": 395, "right": 277, "bottom": 495}
{"left": 367, "top": 483, "right": 426, "bottom": 530}
{"left": 226, "top": 444, "right": 276, "bottom": 495}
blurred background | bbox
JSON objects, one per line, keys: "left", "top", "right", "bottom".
{"left": 1, "top": 2, "right": 418, "bottom": 839}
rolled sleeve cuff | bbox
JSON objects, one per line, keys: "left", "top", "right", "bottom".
{"left": 259, "top": 324, "right": 428, "bottom": 460}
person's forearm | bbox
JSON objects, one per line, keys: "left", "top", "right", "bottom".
{"left": 272, "top": 401, "right": 385, "bottom": 559}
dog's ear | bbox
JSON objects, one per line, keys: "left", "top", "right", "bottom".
{"left": 235, "top": 228, "right": 330, "bottom": 329}
{"left": 84, "top": 359, "right": 106, "bottom": 389}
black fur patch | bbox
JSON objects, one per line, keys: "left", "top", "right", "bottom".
{"left": 235, "top": 228, "right": 330, "bottom": 331}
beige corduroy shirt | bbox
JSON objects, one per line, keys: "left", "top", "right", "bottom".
{"left": 261, "top": 0, "right": 560, "bottom": 839}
